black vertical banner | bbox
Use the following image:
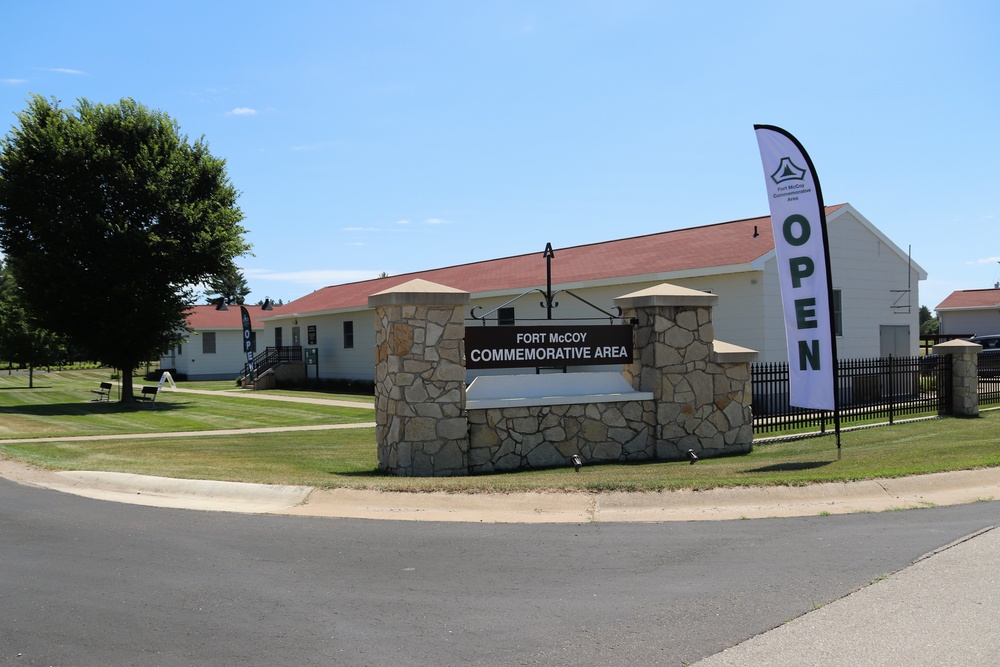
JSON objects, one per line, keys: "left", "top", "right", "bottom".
{"left": 240, "top": 306, "right": 254, "bottom": 380}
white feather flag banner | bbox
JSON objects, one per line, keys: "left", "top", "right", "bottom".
{"left": 754, "top": 125, "right": 837, "bottom": 411}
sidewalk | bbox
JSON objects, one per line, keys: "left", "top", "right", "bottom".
{"left": 693, "top": 526, "right": 1000, "bottom": 666}
{"left": 166, "top": 386, "right": 375, "bottom": 410}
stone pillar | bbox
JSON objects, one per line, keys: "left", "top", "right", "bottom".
{"left": 369, "top": 279, "right": 470, "bottom": 476}
{"left": 615, "top": 284, "right": 758, "bottom": 460}
{"left": 933, "top": 339, "right": 981, "bottom": 417}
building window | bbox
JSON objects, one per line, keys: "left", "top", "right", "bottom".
{"left": 833, "top": 289, "right": 843, "bottom": 337}
{"left": 498, "top": 307, "right": 515, "bottom": 326}
{"left": 202, "top": 332, "right": 216, "bottom": 354}
{"left": 343, "top": 321, "right": 354, "bottom": 349}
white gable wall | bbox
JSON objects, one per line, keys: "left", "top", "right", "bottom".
{"left": 292, "top": 311, "right": 377, "bottom": 382}
{"left": 464, "top": 273, "right": 766, "bottom": 348}
{"left": 826, "top": 208, "right": 921, "bottom": 358}
{"left": 939, "top": 310, "right": 1000, "bottom": 336}
{"left": 168, "top": 329, "right": 253, "bottom": 381}
{"left": 760, "top": 257, "right": 790, "bottom": 362}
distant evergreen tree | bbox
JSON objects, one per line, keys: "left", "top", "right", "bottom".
{"left": 919, "top": 305, "right": 939, "bottom": 335}
{"left": 205, "top": 265, "right": 251, "bottom": 305}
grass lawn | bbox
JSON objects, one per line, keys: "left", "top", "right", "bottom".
{"left": 0, "top": 368, "right": 374, "bottom": 439}
{"left": 1, "top": 369, "right": 998, "bottom": 493}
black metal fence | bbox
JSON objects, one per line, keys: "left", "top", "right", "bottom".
{"left": 980, "top": 354, "right": 1000, "bottom": 406}
{"left": 752, "top": 354, "right": 952, "bottom": 434}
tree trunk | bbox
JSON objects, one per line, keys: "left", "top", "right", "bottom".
{"left": 120, "top": 369, "right": 135, "bottom": 403}
{"left": 28, "top": 364, "right": 34, "bottom": 388}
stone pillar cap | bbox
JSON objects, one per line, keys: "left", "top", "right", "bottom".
{"left": 711, "top": 340, "right": 759, "bottom": 363}
{"left": 932, "top": 339, "right": 982, "bottom": 353}
{"left": 615, "top": 283, "right": 718, "bottom": 309}
{"left": 368, "top": 279, "right": 471, "bottom": 307}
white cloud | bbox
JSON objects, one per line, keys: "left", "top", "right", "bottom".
{"left": 2, "top": 78, "right": 26, "bottom": 85}
{"left": 48, "top": 68, "right": 85, "bottom": 75}
{"left": 343, "top": 227, "right": 379, "bottom": 232}
{"left": 425, "top": 218, "right": 449, "bottom": 225}
{"left": 396, "top": 219, "right": 411, "bottom": 225}
{"left": 227, "top": 107, "right": 257, "bottom": 116}
{"left": 244, "top": 268, "right": 382, "bottom": 287}
{"left": 966, "top": 256, "right": 1000, "bottom": 265}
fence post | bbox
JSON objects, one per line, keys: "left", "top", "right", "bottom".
{"left": 888, "top": 355, "right": 895, "bottom": 424}
{"left": 932, "top": 340, "right": 981, "bottom": 417}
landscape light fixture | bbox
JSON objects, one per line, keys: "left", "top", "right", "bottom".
{"left": 686, "top": 449, "right": 699, "bottom": 464}
{"left": 570, "top": 454, "right": 583, "bottom": 472}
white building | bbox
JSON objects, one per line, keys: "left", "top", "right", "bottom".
{"left": 935, "top": 288, "right": 1000, "bottom": 336}
{"left": 249, "top": 203, "right": 924, "bottom": 383}
{"left": 160, "top": 304, "right": 274, "bottom": 381}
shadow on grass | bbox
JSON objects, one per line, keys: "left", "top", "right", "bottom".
{"left": 745, "top": 461, "right": 834, "bottom": 473}
{"left": 0, "top": 402, "right": 185, "bottom": 417}
{"left": 330, "top": 468, "right": 387, "bottom": 477}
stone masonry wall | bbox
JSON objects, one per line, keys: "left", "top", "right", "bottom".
{"left": 371, "top": 280, "right": 757, "bottom": 476}
{"left": 467, "top": 400, "right": 656, "bottom": 473}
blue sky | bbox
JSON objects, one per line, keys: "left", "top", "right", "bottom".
{"left": 1, "top": 1, "right": 997, "bottom": 312}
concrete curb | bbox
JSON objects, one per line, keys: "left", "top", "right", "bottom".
{"left": 45, "top": 471, "right": 312, "bottom": 514}
{"left": 10, "top": 464, "right": 997, "bottom": 523}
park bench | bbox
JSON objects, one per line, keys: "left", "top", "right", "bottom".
{"left": 137, "top": 386, "right": 158, "bottom": 404}
{"left": 91, "top": 382, "right": 113, "bottom": 402}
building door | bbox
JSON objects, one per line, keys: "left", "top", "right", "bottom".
{"left": 292, "top": 327, "right": 301, "bottom": 347}
{"left": 275, "top": 327, "right": 283, "bottom": 349}
{"left": 879, "top": 325, "right": 910, "bottom": 357}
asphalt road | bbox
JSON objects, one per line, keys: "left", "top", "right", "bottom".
{"left": 2, "top": 477, "right": 998, "bottom": 667}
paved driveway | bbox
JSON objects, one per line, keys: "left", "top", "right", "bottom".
{"left": 2, "top": 476, "right": 998, "bottom": 666}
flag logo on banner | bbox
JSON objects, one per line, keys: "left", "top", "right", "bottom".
{"left": 770, "top": 157, "right": 806, "bottom": 183}
{"left": 754, "top": 125, "right": 838, "bottom": 412}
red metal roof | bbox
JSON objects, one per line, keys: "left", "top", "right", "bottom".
{"left": 281, "top": 205, "right": 847, "bottom": 315}
{"left": 936, "top": 288, "right": 1000, "bottom": 310}
{"left": 184, "top": 304, "right": 281, "bottom": 330}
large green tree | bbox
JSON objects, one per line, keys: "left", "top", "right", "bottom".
{"left": 0, "top": 95, "right": 250, "bottom": 401}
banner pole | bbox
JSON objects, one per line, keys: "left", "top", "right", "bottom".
{"left": 803, "top": 144, "right": 842, "bottom": 457}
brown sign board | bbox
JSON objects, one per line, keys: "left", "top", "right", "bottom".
{"left": 465, "top": 325, "right": 633, "bottom": 370}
